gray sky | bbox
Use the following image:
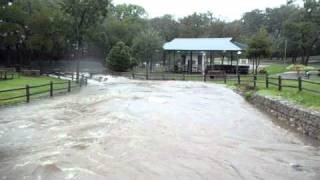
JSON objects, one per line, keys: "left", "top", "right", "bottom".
{"left": 113, "top": 0, "right": 303, "bottom": 21}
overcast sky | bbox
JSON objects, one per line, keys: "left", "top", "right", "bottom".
{"left": 113, "top": 0, "right": 303, "bottom": 21}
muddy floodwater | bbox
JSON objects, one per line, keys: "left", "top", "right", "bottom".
{"left": 0, "top": 76, "right": 320, "bottom": 180}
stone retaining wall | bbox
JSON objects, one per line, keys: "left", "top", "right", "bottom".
{"left": 249, "top": 94, "right": 320, "bottom": 140}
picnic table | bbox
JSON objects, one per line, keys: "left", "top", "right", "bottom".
{"left": 0, "top": 69, "right": 15, "bottom": 80}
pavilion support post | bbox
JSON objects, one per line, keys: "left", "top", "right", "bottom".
{"left": 168, "top": 51, "right": 171, "bottom": 72}
{"left": 222, "top": 53, "right": 224, "bottom": 65}
{"left": 210, "top": 51, "right": 213, "bottom": 66}
{"left": 173, "top": 51, "right": 176, "bottom": 72}
{"left": 190, "top": 51, "right": 193, "bottom": 74}
{"left": 230, "top": 52, "right": 233, "bottom": 66}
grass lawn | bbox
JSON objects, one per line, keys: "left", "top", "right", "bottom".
{"left": 0, "top": 74, "right": 77, "bottom": 105}
{"left": 265, "top": 64, "right": 290, "bottom": 75}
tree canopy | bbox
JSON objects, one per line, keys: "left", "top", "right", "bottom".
{"left": 1, "top": 0, "right": 320, "bottom": 68}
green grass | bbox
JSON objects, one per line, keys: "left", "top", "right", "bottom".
{"left": 265, "top": 64, "right": 290, "bottom": 75}
{"left": 258, "top": 87, "right": 320, "bottom": 110}
{"left": 0, "top": 74, "right": 77, "bottom": 105}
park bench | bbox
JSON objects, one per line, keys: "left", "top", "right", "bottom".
{"left": 21, "top": 69, "right": 41, "bottom": 76}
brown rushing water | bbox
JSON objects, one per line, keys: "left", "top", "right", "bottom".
{"left": 0, "top": 76, "right": 320, "bottom": 180}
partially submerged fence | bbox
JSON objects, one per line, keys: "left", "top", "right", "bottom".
{"left": 116, "top": 71, "right": 320, "bottom": 95}
{"left": 0, "top": 75, "right": 88, "bottom": 105}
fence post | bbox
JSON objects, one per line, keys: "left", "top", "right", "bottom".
{"left": 224, "top": 75, "right": 227, "bottom": 84}
{"left": 278, "top": 76, "right": 282, "bottom": 91}
{"left": 50, "top": 81, "right": 53, "bottom": 97}
{"left": 68, "top": 80, "right": 71, "bottom": 92}
{"left": 26, "top": 85, "right": 30, "bottom": 103}
{"left": 71, "top": 73, "right": 74, "bottom": 81}
{"left": 182, "top": 73, "right": 185, "bottom": 81}
{"left": 266, "top": 73, "right": 269, "bottom": 88}
{"left": 204, "top": 74, "right": 207, "bottom": 82}
{"left": 253, "top": 74, "right": 257, "bottom": 88}
{"left": 146, "top": 71, "right": 149, "bottom": 80}
{"left": 298, "top": 76, "right": 302, "bottom": 92}
{"left": 4, "top": 72, "right": 7, "bottom": 80}
{"left": 237, "top": 74, "right": 241, "bottom": 85}
{"left": 162, "top": 73, "right": 165, "bottom": 80}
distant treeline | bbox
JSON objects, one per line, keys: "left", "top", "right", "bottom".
{"left": 0, "top": 0, "right": 320, "bottom": 67}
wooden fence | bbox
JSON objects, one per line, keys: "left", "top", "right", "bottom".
{"left": 116, "top": 71, "right": 320, "bottom": 95}
{"left": 0, "top": 75, "right": 88, "bottom": 104}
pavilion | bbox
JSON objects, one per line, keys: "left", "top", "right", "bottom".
{"left": 162, "top": 38, "right": 248, "bottom": 75}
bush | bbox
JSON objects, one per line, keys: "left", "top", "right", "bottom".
{"left": 258, "top": 67, "right": 267, "bottom": 74}
{"left": 244, "top": 91, "right": 254, "bottom": 101}
{"left": 106, "top": 41, "right": 132, "bottom": 72}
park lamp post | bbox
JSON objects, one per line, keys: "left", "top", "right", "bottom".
{"left": 237, "top": 51, "right": 242, "bottom": 75}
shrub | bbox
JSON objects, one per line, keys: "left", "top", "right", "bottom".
{"left": 106, "top": 41, "right": 132, "bottom": 72}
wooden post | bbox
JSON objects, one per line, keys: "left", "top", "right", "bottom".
{"left": 237, "top": 74, "right": 241, "bottom": 85}
{"left": 253, "top": 74, "right": 257, "bottom": 88}
{"left": 298, "top": 77, "right": 302, "bottom": 92}
{"left": 266, "top": 73, "right": 269, "bottom": 88}
{"left": 72, "top": 73, "right": 74, "bottom": 81}
{"left": 50, "top": 81, "right": 53, "bottom": 97}
{"left": 224, "top": 75, "right": 227, "bottom": 84}
{"left": 182, "top": 73, "right": 185, "bottom": 81}
{"left": 26, "top": 85, "right": 30, "bottom": 103}
{"left": 68, "top": 80, "right": 71, "bottom": 92}
{"left": 278, "top": 76, "right": 282, "bottom": 91}
{"left": 4, "top": 72, "right": 7, "bottom": 80}
{"left": 204, "top": 74, "right": 206, "bottom": 82}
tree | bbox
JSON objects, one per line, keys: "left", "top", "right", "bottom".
{"left": 60, "top": 0, "right": 109, "bottom": 81}
{"left": 106, "top": 41, "right": 132, "bottom": 72}
{"left": 150, "top": 15, "right": 180, "bottom": 41}
{"left": 246, "top": 28, "right": 272, "bottom": 74}
{"left": 112, "top": 4, "right": 146, "bottom": 21}
{"left": 132, "top": 28, "right": 163, "bottom": 71}
{"left": 283, "top": 1, "right": 320, "bottom": 65}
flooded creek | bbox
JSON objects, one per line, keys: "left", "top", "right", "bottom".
{"left": 0, "top": 76, "right": 320, "bottom": 180}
